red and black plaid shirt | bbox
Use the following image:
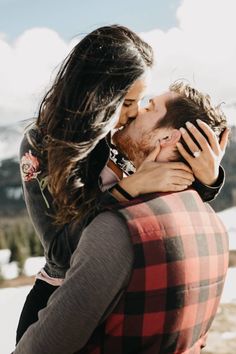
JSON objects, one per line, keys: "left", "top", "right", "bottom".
{"left": 79, "top": 189, "right": 228, "bottom": 354}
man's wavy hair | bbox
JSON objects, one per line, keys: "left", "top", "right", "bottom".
{"left": 157, "top": 81, "right": 228, "bottom": 163}
{"left": 29, "top": 25, "right": 153, "bottom": 225}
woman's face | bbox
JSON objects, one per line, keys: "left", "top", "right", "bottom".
{"left": 116, "top": 77, "right": 149, "bottom": 129}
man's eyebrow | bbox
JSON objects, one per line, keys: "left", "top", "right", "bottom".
{"left": 124, "top": 98, "right": 135, "bottom": 102}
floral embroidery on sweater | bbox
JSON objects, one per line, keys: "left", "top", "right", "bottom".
{"left": 20, "top": 150, "right": 50, "bottom": 208}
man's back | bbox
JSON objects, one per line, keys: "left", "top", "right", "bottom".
{"left": 13, "top": 189, "right": 228, "bottom": 354}
{"left": 99, "top": 189, "right": 229, "bottom": 354}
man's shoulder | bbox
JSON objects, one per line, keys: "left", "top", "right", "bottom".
{"left": 116, "top": 189, "right": 210, "bottom": 219}
{"left": 78, "top": 210, "right": 133, "bottom": 265}
{"left": 88, "top": 210, "right": 127, "bottom": 233}
{"left": 153, "top": 189, "right": 209, "bottom": 212}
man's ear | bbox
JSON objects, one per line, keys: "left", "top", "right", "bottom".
{"left": 160, "top": 129, "right": 181, "bottom": 147}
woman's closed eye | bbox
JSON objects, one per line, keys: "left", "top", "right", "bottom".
{"left": 123, "top": 102, "right": 133, "bottom": 108}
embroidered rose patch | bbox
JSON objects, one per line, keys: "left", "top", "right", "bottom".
{"left": 21, "top": 150, "right": 41, "bottom": 182}
{"left": 20, "top": 150, "right": 49, "bottom": 208}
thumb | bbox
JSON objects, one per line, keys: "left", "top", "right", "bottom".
{"left": 144, "top": 141, "right": 161, "bottom": 162}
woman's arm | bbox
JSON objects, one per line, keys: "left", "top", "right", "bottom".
{"left": 20, "top": 133, "right": 78, "bottom": 275}
{"left": 191, "top": 166, "right": 225, "bottom": 202}
{"left": 109, "top": 124, "right": 229, "bottom": 203}
{"left": 109, "top": 144, "right": 195, "bottom": 201}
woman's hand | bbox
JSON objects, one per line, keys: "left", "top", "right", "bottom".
{"left": 117, "top": 143, "right": 194, "bottom": 198}
{"left": 176, "top": 120, "right": 229, "bottom": 186}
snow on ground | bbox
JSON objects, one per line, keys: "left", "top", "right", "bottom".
{"left": 0, "top": 257, "right": 45, "bottom": 353}
{"left": 0, "top": 268, "right": 235, "bottom": 354}
{"left": 0, "top": 250, "right": 11, "bottom": 265}
{"left": 221, "top": 268, "right": 236, "bottom": 303}
{"left": 228, "top": 230, "right": 236, "bottom": 251}
{"left": 0, "top": 285, "right": 32, "bottom": 354}
{"left": 0, "top": 256, "right": 45, "bottom": 280}
{"left": 24, "top": 257, "right": 46, "bottom": 276}
{"left": 1, "top": 261, "right": 18, "bottom": 279}
{"left": 217, "top": 207, "right": 236, "bottom": 250}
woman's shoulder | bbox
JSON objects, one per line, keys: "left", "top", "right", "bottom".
{"left": 20, "top": 123, "right": 40, "bottom": 154}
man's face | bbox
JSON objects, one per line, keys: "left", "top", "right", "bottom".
{"left": 113, "top": 91, "right": 179, "bottom": 166}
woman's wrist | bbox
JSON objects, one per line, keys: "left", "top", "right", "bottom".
{"left": 109, "top": 175, "right": 140, "bottom": 201}
{"left": 118, "top": 176, "right": 140, "bottom": 198}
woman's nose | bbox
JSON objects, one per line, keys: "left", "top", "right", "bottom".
{"left": 119, "top": 106, "right": 138, "bottom": 126}
{"left": 127, "top": 105, "right": 138, "bottom": 120}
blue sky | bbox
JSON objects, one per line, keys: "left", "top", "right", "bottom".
{"left": 0, "top": 0, "right": 181, "bottom": 41}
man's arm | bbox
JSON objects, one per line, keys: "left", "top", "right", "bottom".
{"left": 14, "top": 211, "right": 133, "bottom": 354}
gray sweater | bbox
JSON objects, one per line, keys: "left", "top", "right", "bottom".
{"left": 14, "top": 211, "right": 133, "bottom": 354}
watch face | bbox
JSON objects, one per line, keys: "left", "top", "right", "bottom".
{"left": 109, "top": 142, "right": 135, "bottom": 176}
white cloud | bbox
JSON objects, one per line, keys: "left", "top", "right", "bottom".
{"left": 0, "top": 28, "right": 72, "bottom": 125}
{"left": 0, "top": 0, "right": 235, "bottom": 126}
{"left": 141, "top": 0, "right": 236, "bottom": 125}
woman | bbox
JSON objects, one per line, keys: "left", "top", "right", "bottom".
{"left": 16, "top": 24, "right": 227, "bottom": 343}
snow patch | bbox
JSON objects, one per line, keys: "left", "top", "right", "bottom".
{"left": 24, "top": 257, "right": 45, "bottom": 276}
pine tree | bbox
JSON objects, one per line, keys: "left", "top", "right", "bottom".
{"left": 0, "top": 229, "right": 7, "bottom": 249}
{"left": 8, "top": 224, "right": 30, "bottom": 275}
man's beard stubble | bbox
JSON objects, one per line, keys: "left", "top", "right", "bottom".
{"left": 112, "top": 129, "right": 154, "bottom": 168}
{"left": 112, "top": 129, "right": 136, "bottom": 163}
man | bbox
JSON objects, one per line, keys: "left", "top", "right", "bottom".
{"left": 14, "top": 82, "right": 229, "bottom": 354}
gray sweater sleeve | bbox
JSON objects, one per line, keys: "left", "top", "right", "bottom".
{"left": 19, "top": 132, "right": 119, "bottom": 277}
{"left": 14, "top": 211, "right": 133, "bottom": 354}
{"left": 20, "top": 133, "right": 74, "bottom": 276}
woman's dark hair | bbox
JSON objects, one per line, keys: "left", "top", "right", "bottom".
{"left": 32, "top": 24, "right": 153, "bottom": 224}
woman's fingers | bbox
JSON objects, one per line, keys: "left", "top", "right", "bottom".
{"left": 172, "top": 170, "right": 195, "bottom": 182}
{"left": 132, "top": 159, "right": 195, "bottom": 195}
{"left": 169, "top": 168, "right": 194, "bottom": 186}
{"left": 144, "top": 142, "right": 161, "bottom": 162}
{"left": 219, "top": 128, "right": 230, "bottom": 152}
{"left": 158, "top": 164, "right": 194, "bottom": 187}
{"left": 176, "top": 142, "right": 194, "bottom": 165}
{"left": 181, "top": 122, "right": 211, "bottom": 154}
{"left": 196, "top": 119, "right": 220, "bottom": 154}
{"left": 164, "top": 161, "right": 193, "bottom": 174}
{"left": 166, "top": 184, "right": 189, "bottom": 192}
{"left": 179, "top": 126, "right": 203, "bottom": 155}
{"left": 170, "top": 176, "right": 193, "bottom": 186}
